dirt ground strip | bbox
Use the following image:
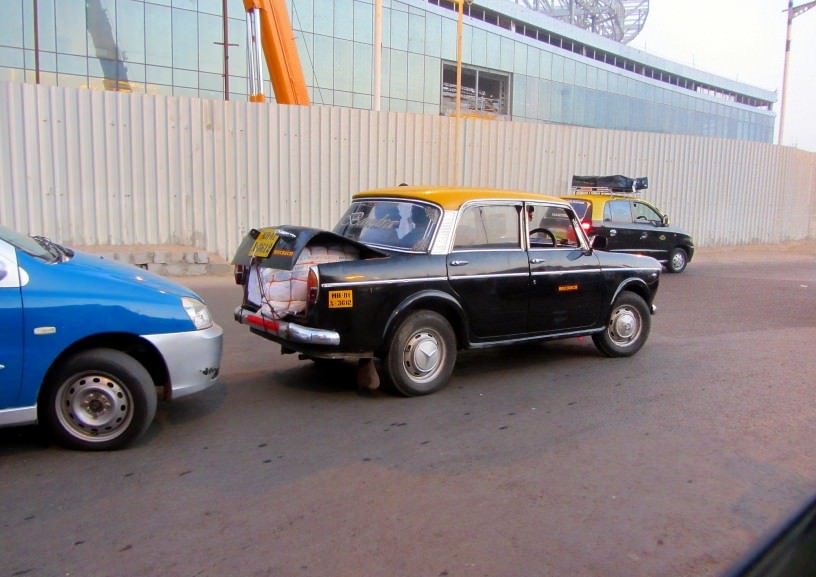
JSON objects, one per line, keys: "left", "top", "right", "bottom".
{"left": 695, "top": 239, "right": 816, "bottom": 263}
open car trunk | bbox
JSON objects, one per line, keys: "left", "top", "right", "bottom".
{"left": 232, "top": 226, "right": 383, "bottom": 319}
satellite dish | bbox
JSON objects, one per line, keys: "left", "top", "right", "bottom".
{"left": 509, "top": 0, "right": 649, "bottom": 44}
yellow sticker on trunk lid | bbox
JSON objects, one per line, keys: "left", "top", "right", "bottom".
{"left": 328, "top": 290, "right": 353, "bottom": 308}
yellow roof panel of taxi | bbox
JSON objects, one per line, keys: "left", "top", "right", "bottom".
{"left": 353, "top": 186, "right": 564, "bottom": 211}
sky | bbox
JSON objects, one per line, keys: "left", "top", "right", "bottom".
{"left": 627, "top": 0, "right": 816, "bottom": 152}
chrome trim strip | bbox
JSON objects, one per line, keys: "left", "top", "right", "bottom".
{"left": 449, "top": 272, "right": 529, "bottom": 280}
{"left": 322, "top": 276, "right": 448, "bottom": 289}
{"left": 451, "top": 247, "right": 523, "bottom": 253}
{"left": 601, "top": 267, "right": 662, "bottom": 273}
{"left": 531, "top": 268, "right": 602, "bottom": 276}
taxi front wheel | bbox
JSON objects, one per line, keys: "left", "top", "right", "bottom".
{"left": 667, "top": 247, "right": 688, "bottom": 273}
{"left": 39, "top": 348, "right": 157, "bottom": 451}
{"left": 592, "top": 292, "right": 651, "bottom": 357}
{"left": 385, "top": 310, "right": 457, "bottom": 396}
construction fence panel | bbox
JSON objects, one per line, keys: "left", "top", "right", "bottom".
{"left": 1, "top": 82, "right": 814, "bottom": 260}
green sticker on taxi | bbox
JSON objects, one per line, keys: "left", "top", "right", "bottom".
{"left": 328, "top": 290, "right": 353, "bottom": 308}
{"left": 249, "top": 228, "right": 279, "bottom": 258}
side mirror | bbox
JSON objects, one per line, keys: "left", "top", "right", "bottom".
{"left": 591, "top": 235, "right": 607, "bottom": 250}
{"left": 662, "top": 215, "right": 671, "bottom": 226}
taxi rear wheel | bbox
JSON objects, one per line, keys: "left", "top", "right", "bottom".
{"left": 40, "top": 349, "right": 157, "bottom": 451}
{"left": 667, "top": 247, "right": 688, "bottom": 273}
{"left": 592, "top": 292, "right": 651, "bottom": 357}
{"left": 385, "top": 310, "right": 457, "bottom": 396}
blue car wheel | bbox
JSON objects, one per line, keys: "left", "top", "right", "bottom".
{"left": 40, "top": 348, "right": 158, "bottom": 451}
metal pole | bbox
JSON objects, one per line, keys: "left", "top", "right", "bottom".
{"left": 223, "top": 0, "right": 230, "bottom": 99}
{"left": 777, "top": 0, "right": 816, "bottom": 145}
{"left": 374, "top": 0, "right": 381, "bottom": 111}
{"left": 455, "top": 0, "right": 464, "bottom": 117}
{"left": 778, "top": 0, "right": 793, "bottom": 145}
{"left": 33, "top": 0, "right": 40, "bottom": 84}
{"left": 245, "top": 8, "right": 265, "bottom": 102}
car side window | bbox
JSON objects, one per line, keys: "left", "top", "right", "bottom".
{"left": 632, "top": 201, "right": 662, "bottom": 224}
{"left": 604, "top": 200, "right": 633, "bottom": 223}
{"left": 527, "top": 204, "right": 580, "bottom": 248}
{"left": 454, "top": 204, "right": 520, "bottom": 249}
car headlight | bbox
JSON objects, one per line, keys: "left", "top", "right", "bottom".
{"left": 182, "top": 296, "right": 213, "bottom": 330}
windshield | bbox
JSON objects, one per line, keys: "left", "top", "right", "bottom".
{"left": 334, "top": 199, "right": 441, "bottom": 252}
{"left": 0, "top": 224, "right": 69, "bottom": 262}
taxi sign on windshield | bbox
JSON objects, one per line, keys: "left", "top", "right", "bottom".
{"left": 249, "top": 228, "right": 279, "bottom": 258}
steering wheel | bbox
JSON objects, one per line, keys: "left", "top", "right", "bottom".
{"left": 529, "top": 227, "right": 557, "bottom": 247}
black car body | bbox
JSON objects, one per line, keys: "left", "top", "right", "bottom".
{"left": 564, "top": 175, "right": 695, "bottom": 273}
{"left": 233, "top": 186, "right": 661, "bottom": 395}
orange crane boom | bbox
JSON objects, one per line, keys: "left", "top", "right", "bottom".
{"left": 243, "top": 0, "right": 310, "bottom": 105}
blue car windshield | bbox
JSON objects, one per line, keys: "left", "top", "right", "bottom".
{"left": 334, "top": 200, "right": 441, "bottom": 252}
{"left": 0, "top": 224, "right": 60, "bottom": 262}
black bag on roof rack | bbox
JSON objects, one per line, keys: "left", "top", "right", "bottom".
{"left": 571, "top": 175, "right": 648, "bottom": 192}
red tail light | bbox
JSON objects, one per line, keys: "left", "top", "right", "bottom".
{"left": 581, "top": 220, "right": 592, "bottom": 233}
{"left": 307, "top": 267, "right": 319, "bottom": 307}
{"left": 234, "top": 264, "right": 248, "bottom": 285}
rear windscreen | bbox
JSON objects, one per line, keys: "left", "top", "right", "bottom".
{"left": 567, "top": 200, "right": 590, "bottom": 220}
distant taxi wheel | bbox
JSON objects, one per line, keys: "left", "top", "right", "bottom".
{"left": 592, "top": 292, "right": 651, "bottom": 357}
{"left": 667, "top": 247, "right": 688, "bottom": 273}
{"left": 40, "top": 349, "right": 157, "bottom": 451}
{"left": 385, "top": 310, "right": 457, "bottom": 396}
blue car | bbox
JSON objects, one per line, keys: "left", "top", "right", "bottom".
{"left": 0, "top": 224, "right": 223, "bottom": 450}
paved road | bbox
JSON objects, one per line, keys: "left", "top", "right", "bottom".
{"left": 2, "top": 246, "right": 816, "bottom": 577}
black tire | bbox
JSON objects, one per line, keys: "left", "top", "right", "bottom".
{"left": 592, "top": 292, "right": 651, "bottom": 357}
{"left": 667, "top": 247, "right": 688, "bottom": 273}
{"left": 39, "top": 348, "right": 157, "bottom": 451}
{"left": 385, "top": 310, "right": 457, "bottom": 396}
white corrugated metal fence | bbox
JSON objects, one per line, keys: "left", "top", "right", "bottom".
{"left": 1, "top": 82, "right": 814, "bottom": 260}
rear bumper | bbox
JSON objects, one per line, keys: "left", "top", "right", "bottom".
{"left": 234, "top": 307, "right": 341, "bottom": 346}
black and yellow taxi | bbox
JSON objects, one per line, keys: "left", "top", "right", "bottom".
{"left": 563, "top": 175, "right": 695, "bottom": 273}
{"left": 232, "top": 186, "right": 661, "bottom": 396}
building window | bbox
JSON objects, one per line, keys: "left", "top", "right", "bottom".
{"left": 441, "top": 62, "right": 510, "bottom": 118}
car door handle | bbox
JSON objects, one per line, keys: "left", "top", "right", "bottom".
{"left": 449, "top": 260, "right": 469, "bottom": 266}
{"left": 609, "top": 229, "right": 617, "bottom": 236}
{"left": 529, "top": 258, "right": 546, "bottom": 264}
{"left": 640, "top": 232, "right": 648, "bottom": 239}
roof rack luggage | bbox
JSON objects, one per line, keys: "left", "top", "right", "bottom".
{"left": 570, "top": 175, "right": 648, "bottom": 195}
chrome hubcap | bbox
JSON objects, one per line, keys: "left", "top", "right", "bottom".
{"left": 672, "top": 252, "right": 685, "bottom": 270}
{"left": 609, "top": 306, "right": 641, "bottom": 346}
{"left": 403, "top": 330, "right": 442, "bottom": 381}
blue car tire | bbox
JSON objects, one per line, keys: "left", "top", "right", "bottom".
{"left": 39, "top": 348, "right": 158, "bottom": 451}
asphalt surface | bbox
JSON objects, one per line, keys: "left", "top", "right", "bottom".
{"left": 2, "top": 242, "right": 816, "bottom": 577}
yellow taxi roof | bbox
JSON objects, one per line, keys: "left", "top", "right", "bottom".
{"left": 353, "top": 186, "right": 564, "bottom": 211}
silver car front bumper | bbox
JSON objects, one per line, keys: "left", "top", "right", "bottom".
{"left": 144, "top": 323, "right": 224, "bottom": 400}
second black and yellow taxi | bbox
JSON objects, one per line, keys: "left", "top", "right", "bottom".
{"left": 563, "top": 175, "right": 695, "bottom": 273}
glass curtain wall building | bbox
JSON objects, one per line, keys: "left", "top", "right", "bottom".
{"left": 0, "top": 0, "right": 776, "bottom": 142}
